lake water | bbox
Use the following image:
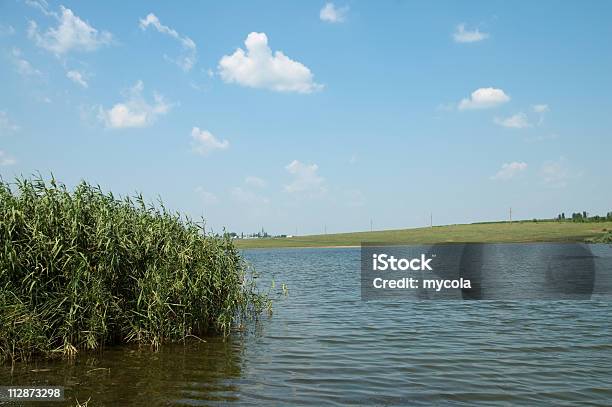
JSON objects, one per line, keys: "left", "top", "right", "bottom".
{"left": 2, "top": 245, "right": 612, "bottom": 406}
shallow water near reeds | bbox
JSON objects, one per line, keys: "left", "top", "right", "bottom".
{"left": 2, "top": 244, "right": 612, "bottom": 406}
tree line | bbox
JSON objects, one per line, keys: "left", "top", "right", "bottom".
{"left": 556, "top": 211, "right": 612, "bottom": 222}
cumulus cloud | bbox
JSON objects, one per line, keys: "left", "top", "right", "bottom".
{"left": 320, "top": 3, "right": 349, "bottom": 23}
{"left": 28, "top": 5, "right": 112, "bottom": 55}
{"left": 9, "top": 48, "right": 41, "bottom": 76}
{"left": 191, "top": 127, "right": 229, "bottom": 155}
{"left": 0, "top": 111, "right": 20, "bottom": 134}
{"left": 453, "top": 24, "right": 489, "bottom": 43}
{"left": 490, "top": 162, "right": 528, "bottom": 180}
{"left": 98, "top": 81, "right": 170, "bottom": 129}
{"left": 494, "top": 112, "right": 531, "bottom": 129}
{"left": 218, "top": 32, "right": 322, "bottom": 93}
{"left": 458, "top": 87, "right": 510, "bottom": 110}
{"left": 284, "top": 160, "right": 325, "bottom": 194}
{"left": 0, "top": 150, "right": 16, "bottom": 166}
{"left": 66, "top": 70, "right": 88, "bottom": 87}
{"left": 540, "top": 157, "right": 571, "bottom": 188}
{"left": 245, "top": 176, "right": 266, "bottom": 188}
{"left": 139, "top": 13, "right": 197, "bottom": 72}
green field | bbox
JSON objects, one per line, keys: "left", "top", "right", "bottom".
{"left": 235, "top": 221, "right": 612, "bottom": 249}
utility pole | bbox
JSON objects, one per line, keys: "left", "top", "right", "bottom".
{"left": 509, "top": 207, "right": 512, "bottom": 222}
{"left": 430, "top": 213, "right": 433, "bottom": 228}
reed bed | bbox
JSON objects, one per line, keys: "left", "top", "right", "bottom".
{"left": 0, "top": 176, "right": 269, "bottom": 363}
{"left": 590, "top": 231, "right": 612, "bottom": 243}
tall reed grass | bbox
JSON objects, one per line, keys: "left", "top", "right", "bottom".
{"left": 0, "top": 176, "right": 269, "bottom": 363}
{"left": 589, "top": 231, "right": 612, "bottom": 243}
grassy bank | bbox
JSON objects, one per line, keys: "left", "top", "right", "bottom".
{"left": 0, "top": 177, "right": 269, "bottom": 364}
{"left": 235, "top": 221, "right": 612, "bottom": 249}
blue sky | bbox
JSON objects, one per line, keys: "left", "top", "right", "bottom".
{"left": 1, "top": 0, "right": 611, "bottom": 235}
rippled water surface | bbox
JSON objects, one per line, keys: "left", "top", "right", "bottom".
{"left": 2, "top": 246, "right": 612, "bottom": 406}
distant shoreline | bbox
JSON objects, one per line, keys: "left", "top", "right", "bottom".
{"left": 235, "top": 221, "right": 612, "bottom": 249}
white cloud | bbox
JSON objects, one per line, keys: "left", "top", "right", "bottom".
{"left": 218, "top": 32, "right": 322, "bottom": 93}
{"left": 195, "top": 186, "right": 218, "bottom": 205}
{"left": 98, "top": 81, "right": 170, "bottom": 129}
{"left": 458, "top": 87, "right": 510, "bottom": 110}
{"left": 231, "top": 187, "right": 270, "bottom": 205}
{"left": 490, "top": 161, "right": 528, "bottom": 180}
{"left": 0, "top": 111, "right": 20, "bottom": 134}
{"left": 284, "top": 160, "right": 325, "bottom": 194}
{"left": 245, "top": 176, "right": 266, "bottom": 188}
{"left": 0, "top": 150, "right": 16, "bottom": 166}
{"left": 532, "top": 104, "right": 549, "bottom": 125}
{"left": 28, "top": 6, "right": 112, "bottom": 55}
{"left": 0, "top": 24, "right": 15, "bottom": 36}
{"left": 191, "top": 127, "right": 229, "bottom": 155}
{"left": 320, "top": 3, "right": 349, "bottom": 23}
{"left": 494, "top": 112, "right": 531, "bottom": 129}
{"left": 25, "top": 0, "right": 56, "bottom": 17}
{"left": 493, "top": 105, "right": 548, "bottom": 128}
{"left": 231, "top": 176, "right": 270, "bottom": 205}
{"left": 532, "top": 104, "right": 549, "bottom": 113}
{"left": 10, "top": 48, "right": 41, "bottom": 76}
{"left": 453, "top": 24, "right": 489, "bottom": 43}
{"left": 540, "top": 157, "right": 570, "bottom": 188}
{"left": 139, "top": 13, "right": 197, "bottom": 72}
{"left": 66, "top": 70, "right": 88, "bottom": 88}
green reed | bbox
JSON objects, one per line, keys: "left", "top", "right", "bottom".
{"left": 590, "top": 231, "right": 612, "bottom": 243}
{"left": 0, "top": 176, "right": 269, "bottom": 363}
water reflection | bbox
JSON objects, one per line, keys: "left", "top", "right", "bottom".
{"left": 2, "top": 245, "right": 612, "bottom": 405}
{"left": 0, "top": 336, "right": 246, "bottom": 406}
